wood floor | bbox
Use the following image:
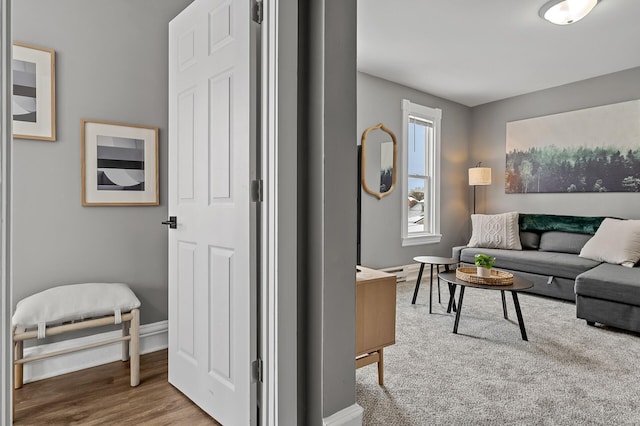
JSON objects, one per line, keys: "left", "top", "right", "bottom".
{"left": 13, "top": 350, "right": 221, "bottom": 425}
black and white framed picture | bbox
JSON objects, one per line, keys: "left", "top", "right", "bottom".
{"left": 81, "top": 119, "right": 159, "bottom": 206}
{"left": 12, "top": 42, "right": 56, "bottom": 141}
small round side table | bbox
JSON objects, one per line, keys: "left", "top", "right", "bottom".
{"left": 412, "top": 256, "right": 458, "bottom": 314}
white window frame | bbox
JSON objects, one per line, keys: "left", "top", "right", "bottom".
{"left": 401, "top": 99, "right": 442, "bottom": 247}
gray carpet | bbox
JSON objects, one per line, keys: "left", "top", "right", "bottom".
{"left": 356, "top": 279, "right": 640, "bottom": 425}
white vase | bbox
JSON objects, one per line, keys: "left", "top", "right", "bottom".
{"left": 477, "top": 267, "right": 491, "bottom": 277}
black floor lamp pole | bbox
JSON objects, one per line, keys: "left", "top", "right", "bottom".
{"left": 473, "top": 184, "right": 477, "bottom": 215}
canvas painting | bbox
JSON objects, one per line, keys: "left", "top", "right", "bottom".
{"left": 506, "top": 99, "right": 640, "bottom": 193}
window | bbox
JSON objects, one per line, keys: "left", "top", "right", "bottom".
{"left": 401, "top": 99, "right": 442, "bottom": 246}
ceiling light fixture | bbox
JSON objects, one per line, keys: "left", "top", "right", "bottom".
{"left": 539, "top": 0, "right": 600, "bottom": 25}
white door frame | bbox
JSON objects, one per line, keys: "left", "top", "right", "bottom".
{"left": 1, "top": 0, "right": 12, "bottom": 423}
{"left": 261, "top": 0, "right": 298, "bottom": 424}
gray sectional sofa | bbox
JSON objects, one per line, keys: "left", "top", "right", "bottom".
{"left": 452, "top": 214, "right": 640, "bottom": 334}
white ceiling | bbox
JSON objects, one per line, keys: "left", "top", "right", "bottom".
{"left": 357, "top": 0, "right": 640, "bottom": 107}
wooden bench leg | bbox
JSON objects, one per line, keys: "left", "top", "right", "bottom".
{"left": 130, "top": 308, "right": 140, "bottom": 386}
{"left": 122, "top": 320, "right": 130, "bottom": 362}
{"left": 14, "top": 326, "right": 24, "bottom": 390}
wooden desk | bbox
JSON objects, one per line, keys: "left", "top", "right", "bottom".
{"left": 356, "top": 266, "right": 396, "bottom": 385}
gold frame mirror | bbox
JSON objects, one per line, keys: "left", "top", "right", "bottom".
{"left": 360, "top": 123, "right": 398, "bottom": 200}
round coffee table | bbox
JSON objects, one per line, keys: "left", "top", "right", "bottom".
{"left": 412, "top": 256, "right": 458, "bottom": 313}
{"left": 438, "top": 270, "right": 533, "bottom": 341}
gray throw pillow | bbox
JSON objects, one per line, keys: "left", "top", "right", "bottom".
{"left": 520, "top": 231, "right": 540, "bottom": 250}
{"left": 539, "top": 231, "right": 592, "bottom": 254}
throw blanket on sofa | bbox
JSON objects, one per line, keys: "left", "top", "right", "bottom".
{"left": 519, "top": 214, "right": 609, "bottom": 235}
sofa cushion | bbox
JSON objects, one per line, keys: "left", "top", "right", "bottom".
{"left": 459, "top": 247, "right": 601, "bottom": 280}
{"left": 579, "top": 218, "right": 640, "bottom": 267}
{"left": 575, "top": 263, "right": 640, "bottom": 306}
{"left": 12, "top": 283, "right": 141, "bottom": 329}
{"left": 468, "top": 212, "right": 522, "bottom": 250}
{"left": 519, "top": 231, "right": 540, "bottom": 250}
{"left": 519, "top": 214, "right": 607, "bottom": 235}
{"left": 539, "top": 231, "right": 592, "bottom": 254}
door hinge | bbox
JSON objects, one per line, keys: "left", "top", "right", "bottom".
{"left": 252, "top": 0, "right": 263, "bottom": 24}
{"left": 251, "top": 179, "right": 263, "bottom": 202}
{"left": 252, "top": 359, "right": 263, "bottom": 382}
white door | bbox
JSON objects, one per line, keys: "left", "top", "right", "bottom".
{"left": 168, "top": 0, "right": 257, "bottom": 424}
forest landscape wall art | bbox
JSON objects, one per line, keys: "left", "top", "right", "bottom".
{"left": 505, "top": 99, "right": 640, "bottom": 193}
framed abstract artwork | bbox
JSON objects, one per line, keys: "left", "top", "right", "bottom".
{"left": 81, "top": 119, "right": 159, "bottom": 206}
{"left": 12, "top": 42, "right": 56, "bottom": 141}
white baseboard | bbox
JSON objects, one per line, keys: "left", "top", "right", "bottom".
{"left": 22, "top": 320, "right": 168, "bottom": 384}
{"left": 323, "top": 403, "right": 363, "bottom": 426}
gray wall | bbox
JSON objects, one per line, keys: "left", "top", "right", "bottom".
{"left": 358, "top": 67, "right": 640, "bottom": 271}
{"left": 13, "top": 0, "right": 193, "bottom": 324}
{"left": 358, "top": 72, "right": 472, "bottom": 268}
{"left": 301, "top": 0, "right": 358, "bottom": 423}
{"left": 471, "top": 67, "right": 640, "bottom": 219}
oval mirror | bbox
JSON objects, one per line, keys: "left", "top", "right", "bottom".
{"left": 361, "top": 123, "right": 398, "bottom": 200}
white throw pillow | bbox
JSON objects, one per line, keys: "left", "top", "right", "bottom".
{"left": 468, "top": 212, "right": 522, "bottom": 250}
{"left": 12, "top": 283, "right": 141, "bottom": 329}
{"left": 579, "top": 218, "right": 640, "bottom": 267}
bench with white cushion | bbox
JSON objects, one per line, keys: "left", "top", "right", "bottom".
{"left": 12, "top": 283, "right": 141, "bottom": 389}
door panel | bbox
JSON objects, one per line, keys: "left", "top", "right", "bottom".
{"left": 177, "top": 241, "right": 196, "bottom": 361}
{"left": 168, "top": 0, "right": 255, "bottom": 423}
{"left": 209, "top": 246, "right": 233, "bottom": 381}
{"left": 209, "top": 72, "right": 232, "bottom": 202}
{"left": 177, "top": 90, "right": 196, "bottom": 201}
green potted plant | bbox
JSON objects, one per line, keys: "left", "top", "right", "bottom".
{"left": 474, "top": 253, "right": 496, "bottom": 278}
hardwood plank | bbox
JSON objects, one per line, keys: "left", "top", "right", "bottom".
{"left": 13, "top": 350, "right": 220, "bottom": 425}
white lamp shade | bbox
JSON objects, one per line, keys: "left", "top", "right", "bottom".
{"left": 540, "top": 0, "right": 599, "bottom": 25}
{"left": 469, "top": 167, "right": 492, "bottom": 186}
